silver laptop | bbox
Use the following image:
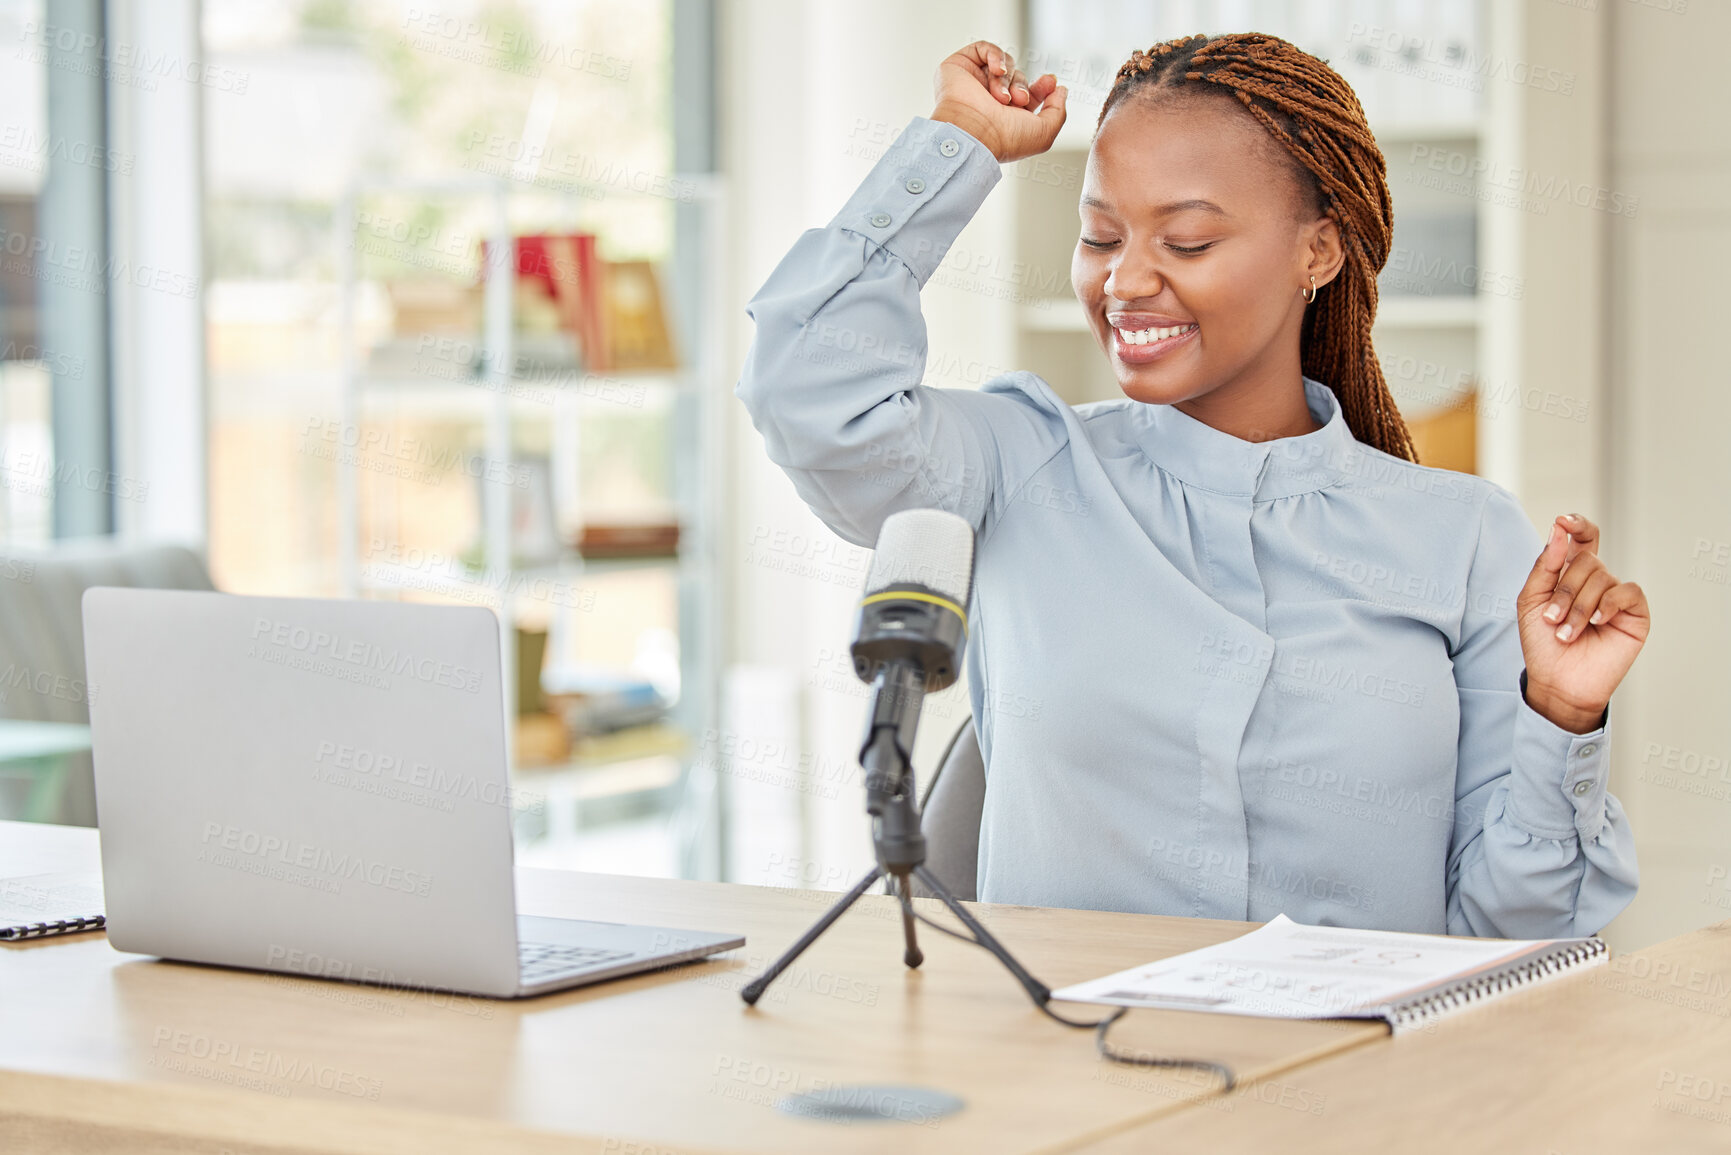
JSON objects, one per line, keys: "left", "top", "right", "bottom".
{"left": 81, "top": 587, "right": 742, "bottom": 998}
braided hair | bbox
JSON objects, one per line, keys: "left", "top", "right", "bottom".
{"left": 1099, "top": 32, "right": 1416, "bottom": 461}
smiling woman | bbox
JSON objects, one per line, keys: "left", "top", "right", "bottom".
{"left": 734, "top": 32, "right": 1649, "bottom": 939}
{"left": 1075, "top": 36, "right": 1411, "bottom": 457}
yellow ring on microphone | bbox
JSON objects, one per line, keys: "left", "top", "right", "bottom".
{"left": 859, "top": 589, "right": 969, "bottom": 636}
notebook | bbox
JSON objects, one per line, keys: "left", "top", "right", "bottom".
{"left": 1051, "top": 914, "right": 1607, "bottom": 1033}
{"left": 0, "top": 872, "right": 106, "bottom": 940}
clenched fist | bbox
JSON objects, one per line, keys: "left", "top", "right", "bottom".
{"left": 930, "top": 41, "right": 1067, "bottom": 164}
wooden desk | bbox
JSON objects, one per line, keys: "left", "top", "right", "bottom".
{"left": 0, "top": 821, "right": 1384, "bottom": 1155}
{"left": 1073, "top": 918, "right": 1731, "bottom": 1152}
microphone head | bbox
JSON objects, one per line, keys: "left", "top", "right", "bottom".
{"left": 863, "top": 508, "right": 974, "bottom": 606}
{"left": 855, "top": 508, "right": 975, "bottom": 691}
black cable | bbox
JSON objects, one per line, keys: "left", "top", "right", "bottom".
{"left": 890, "top": 876, "right": 1236, "bottom": 1090}
{"left": 1037, "top": 999, "right": 1125, "bottom": 1029}
{"left": 905, "top": 902, "right": 983, "bottom": 945}
{"left": 1090, "top": 1013, "right": 1238, "bottom": 1090}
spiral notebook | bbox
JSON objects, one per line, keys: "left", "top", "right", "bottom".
{"left": 1051, "top": 914, "right": 1607, "bottom": 1033}
{"left": 0, "top": 872, "right": 106, "bottom": 941}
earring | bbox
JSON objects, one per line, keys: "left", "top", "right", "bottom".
{"left": 1301, "top": 275, "right": 1318, "bottom": 304}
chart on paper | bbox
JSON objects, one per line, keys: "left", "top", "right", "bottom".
{"left": 1050, "top": 914, "right": 1567, "bottom": 1020}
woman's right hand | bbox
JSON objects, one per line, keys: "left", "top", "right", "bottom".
{"left": 931, "top": 41, "right": 1066, "bottom": 164}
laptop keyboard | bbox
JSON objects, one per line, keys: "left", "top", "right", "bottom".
{"left": 518, "top": 940, "right": 637, "bottom": 983}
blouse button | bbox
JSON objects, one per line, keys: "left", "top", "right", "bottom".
{"left": 1577, "top": 743, "right": 1597, "bottom": 758}
{"left": 939, "top": 139, "right": 960, "bottom": 157}
{"left": 1572, "top": 779, "right": 1595, "bottom": 797}
{"left": 869, "top": 212, "right": 892, "bottom": 228}
{"left": 905, "top": 177, "right": 926, "bottom": 194}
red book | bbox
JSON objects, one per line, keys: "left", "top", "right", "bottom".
{"left": 482, "top": 233, "right": 609, "bottom": 370}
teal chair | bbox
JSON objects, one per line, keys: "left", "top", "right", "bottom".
{"left": 0, "top": 540, "right": 215, "bottom": 824}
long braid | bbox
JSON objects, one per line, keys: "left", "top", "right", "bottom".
{"left": 1100, "top": 33, "right": 1416, "bottom": 462}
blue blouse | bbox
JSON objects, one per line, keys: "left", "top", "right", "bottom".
{"left": 735, "top": 116, "right": 1637, "bottom": 938}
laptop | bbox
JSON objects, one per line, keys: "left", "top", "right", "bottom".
{"left": 81, "top": 587, "right": 742, "bottom": 998}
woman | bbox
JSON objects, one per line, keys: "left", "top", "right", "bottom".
{"left": 736, "top": 33, "right": 1647, "bottom": 938}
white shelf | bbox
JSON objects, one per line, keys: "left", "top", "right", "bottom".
{"left": 1050, "top": 119, "right": 1479, "bottom": 150}
{"left": 520, "top": 723, "right": 691, "bottom": 781}
{"left": 1371, "top": 121, "right": 1481, "bottom": 145}
{"left": 1051, "top": 120, "right": 1481, "bottom": 155}
{"left": 1373, "top": 296, "right": 1482, "bottom": 329}
{"left": 357, "top": 552, "right": 689, "bottom": 599}
{"left": 558, "top": 752, "right": 683, "bottom": 800}
{"left": 350, "top": 375, "right": 684, "bottom": 423}
{"left": 362, "top": 334, "right": 686, "bottom": 389}
{"left": 1019, "top": 295, "right": 1481, "bottom": 335}
{"left": 346, "top": 171, "right": 725, "bottom": 204}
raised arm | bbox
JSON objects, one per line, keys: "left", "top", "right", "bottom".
{"left": 1446, "top": 490, "right": 1645, "bottom": 937}
{"left": 735, "top": 43, "right": 1071, "bottom": 545}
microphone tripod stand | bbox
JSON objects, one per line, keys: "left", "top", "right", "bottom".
{"left": 739, "top": 664, "right": 1051, "bottom": 1010}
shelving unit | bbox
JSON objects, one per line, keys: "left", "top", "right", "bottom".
{"left": 333, "top": 172, "right": 728, "bottom": 878}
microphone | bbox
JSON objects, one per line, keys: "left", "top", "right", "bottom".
{"left": 851, "top": 509, "right": 975, "bottom": 834}
{"left": 744, "top": 507, "right": 1076, "bottom": 1019}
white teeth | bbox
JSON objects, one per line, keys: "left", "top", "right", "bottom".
{"left": 1115, "top": 323, "right": 1196, "bottom": 345}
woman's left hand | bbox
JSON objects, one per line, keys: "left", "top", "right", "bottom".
{"left": 1516, "top": 513, "right": 1650, "bottom": 733}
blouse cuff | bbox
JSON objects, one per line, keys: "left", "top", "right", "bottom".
{"left": 1506, "top": 668, "right": 1612, "bottom": 840}
{"left": 826, "top": 116, "right": 1002, "bottom": 286}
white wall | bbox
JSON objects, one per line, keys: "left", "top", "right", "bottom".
{"left": 1359, "top": 0, "right": 1727, "bottom": 952}
{"left": 1599, "top": 0, "right": 1731, "bottom": 950}
{"left": 719, "top": 0, "right": 1018, "bottom": 887}
{"left": 1478, "top": 0, "right": 1608, "bottom": 517}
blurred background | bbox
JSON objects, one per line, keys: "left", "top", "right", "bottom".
{"left": 0, "top": 0, "right": 1721, "bottom": 954}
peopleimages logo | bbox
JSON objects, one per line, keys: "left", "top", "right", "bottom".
{"left": 312, "top": 740, "right": 530, "bottom": 813}
{"left": 0, "top": 663, "right": 96, "bottom": 706}
{"left": 149, "top": 1027, "right": 381, "bottom": 1101}
{"left": 199, "top": 822, "right": 433, "bottom": 897}
{"left": 248, "top": 617, "right": 484, "bottom": 694}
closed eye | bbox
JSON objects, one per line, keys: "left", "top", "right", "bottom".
{"left": 1079, "top": 239, "right": 1215, "bottom": 255}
